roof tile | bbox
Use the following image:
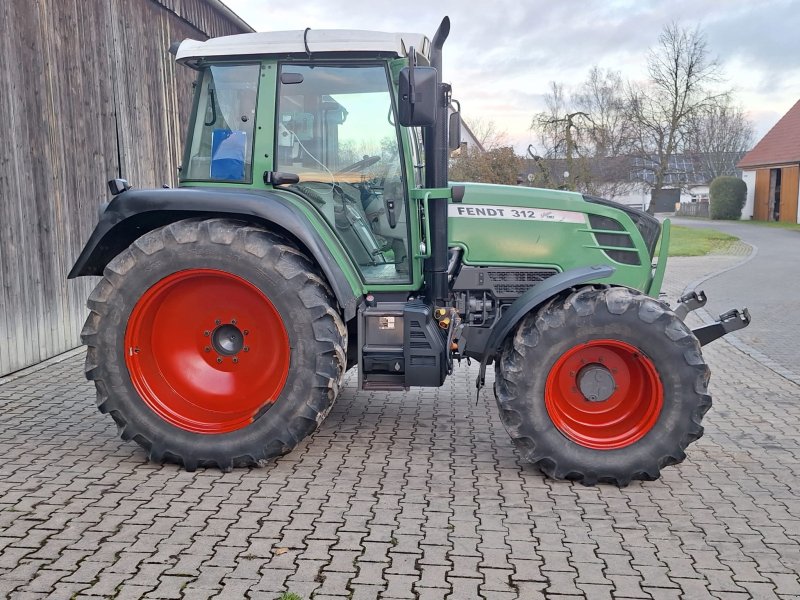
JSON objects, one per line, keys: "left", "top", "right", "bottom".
{"left": 738, "top": 99, "right": 800, "bottom": 168}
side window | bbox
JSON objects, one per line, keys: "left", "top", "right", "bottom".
{"left": 276, "top": 64, "right": 411, "bottom": 284}
{"left": 183, "top": 64, "right": 260, "bottom": 182}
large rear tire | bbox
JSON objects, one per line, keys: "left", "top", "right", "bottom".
{"left": 81, "top": 218, "right": 347, "bottom": 470}
{"left": 494, "top": 286, "right": 710, "bottom": 486}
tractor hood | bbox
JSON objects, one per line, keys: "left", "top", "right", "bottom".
{"left": 446, "top": 182, "right": 659, "bottom": 292}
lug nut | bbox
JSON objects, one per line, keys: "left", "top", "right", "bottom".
{"left": 216, "top": 357, "right": 223, "bottom": 364}
{"left": 233, "top": 357, "right": 239, "bottom": 364}
{"left": 204, "top": 330, "right": 210, "bottom": 337}
{"left": 231, "top": 319, "right": 237, "bottom": 325}
{"left": 215, "top": 319, "right": 221, "bottom": 325}
{"left": 243, "top": 346, "right": 250, "bottom": 352}
{"left": 204, "top": 346, "right": 211, "bottom": 352}
{"left": 243, "top": 330, "right": 249, "bottom": 336}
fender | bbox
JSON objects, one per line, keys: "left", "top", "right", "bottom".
{"left": 68, "top": 187, "right": 361, "bottom": 320}
{"left": 474, "top": 264, "right": 615, "bottom": 391}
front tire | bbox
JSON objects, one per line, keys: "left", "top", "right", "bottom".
{"left": 495, "top": 286, "right": 711, "bottom": 486}
{"left": 81, "top": 218, "right": 347, "bottom": 470}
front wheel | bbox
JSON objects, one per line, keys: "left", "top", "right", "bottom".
{"left": 495, "top": 286, "right": 711, "bottom": 486}
{"left": 81, "top": 218, "right": 347, "bottom": 470}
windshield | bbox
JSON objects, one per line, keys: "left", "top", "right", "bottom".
{"left": 276, "top": 63, "right": 410, "bottom": 283}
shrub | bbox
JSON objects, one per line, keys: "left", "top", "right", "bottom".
{"left": 709, "top": 176, "right": 746, "bottom": 220}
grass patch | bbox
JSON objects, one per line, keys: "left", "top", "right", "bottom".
{"left": 735, "top": 219, "right": 800, "bottom": 231}
{"left": 663, "top": 225, "right": 739, "bottom": 257}
{"left": 278, "top": 594, "right": 304, "bottom": 600}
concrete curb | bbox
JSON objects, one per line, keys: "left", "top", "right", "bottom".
{"left": 681, "top": 242, "right": 800, "bottom": 387}
{"left": 0, "top": 346, "right": 87, "bottom": 387}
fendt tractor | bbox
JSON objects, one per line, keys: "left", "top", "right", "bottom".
{"left": 69, "top": 18, "right": 750, "bottom": 486}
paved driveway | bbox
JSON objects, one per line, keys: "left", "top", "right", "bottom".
{"left": 1, "top": 245, "right": 799, "bottom": 599}
{"left": 671, "top": 217, "right": 800, "bottom": 383}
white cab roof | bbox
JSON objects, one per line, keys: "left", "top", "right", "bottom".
{"left": 176, "top": 29, "right": 430, "bottom": 65}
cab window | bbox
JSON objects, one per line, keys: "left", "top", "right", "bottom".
{"left": 183, "top": 63, "right": 260, "bottom": 182}
{"left": 276, "top": 64, "right": 410, "bottom": 284}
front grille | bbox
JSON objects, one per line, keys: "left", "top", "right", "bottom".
{"left": 488, "top": 269, "right": 557, "bottom": 297}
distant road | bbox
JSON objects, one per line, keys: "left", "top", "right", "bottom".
{"left": 671, "top": 217, "right": 800, "bottom": 381}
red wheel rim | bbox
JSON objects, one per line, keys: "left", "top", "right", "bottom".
{"left": 124, "top": 269, "right": 290, "bottom": 434}
{"left": 545, "top": 339, "right": 663, "bottom": 450}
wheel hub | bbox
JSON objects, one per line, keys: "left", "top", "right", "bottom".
{"left": 212, "top": 323, "right": 244, "bottom": 356}
{"left": 545, "top": 339, "right": 664, "bottom": 450}
{"left": 577, "top": 365, "right": 616, "bottom": 402}
{"left": 124, "top": 269, "right": 290, "bottom": 434}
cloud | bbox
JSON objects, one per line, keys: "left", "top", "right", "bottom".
{"left": 224, "top": 0, "right": 799, "bottom": 150}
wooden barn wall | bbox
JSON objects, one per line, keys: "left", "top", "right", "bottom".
{"left": 0, "top": 0, "right": 249, "bottom": 376}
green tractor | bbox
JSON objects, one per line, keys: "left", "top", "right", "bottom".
{"left": 69, "top": 18, "right": 749, "bottom": 485}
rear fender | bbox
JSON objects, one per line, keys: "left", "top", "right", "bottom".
{"left": 68, "top": 188, "right": 361, "bottom": 320}
{"left": 474, "top": 264, "right": 615, "bottom": 391}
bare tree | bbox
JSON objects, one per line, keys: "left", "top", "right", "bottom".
{"left": 686, "top": 100, "right": 754, "bottom": 180}
{"left": 627, "top": 22, "right": 725, "bottom": 209}
{"left": 530, "top": 70, "right": 633, "bottom": 197}
{"left": 531, "top": 82, "right": 593, "bottom": 191}
{"left": 463, "top": 117, "right": 509, "bottom": 151}
{"left": 573, "top": 67, "right": 636, "bottom": 198}
{"left": 573, "top": 67, "right": 633, "bottom": 158}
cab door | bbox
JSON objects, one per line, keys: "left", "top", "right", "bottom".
{"left": 275, "top": 62, "right": 419, "bottom": 288}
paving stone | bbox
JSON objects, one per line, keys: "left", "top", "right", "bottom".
{"left": 1, "top": 247, "right": 800, "bottom": 600}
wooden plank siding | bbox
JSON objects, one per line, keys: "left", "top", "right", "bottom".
{"left": 753, "top": 168, "right": 771, "bottom": 222}
{"left": 0, "top": 0, "right": 250, "bottom": 376}
{"left": 779, "top": 165, "right": 799, "bottom": 224}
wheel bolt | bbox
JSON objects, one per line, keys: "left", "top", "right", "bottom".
{"left": 231, "top": 319, "right": 237, "bottom": 325}
{"left": 243, "top": 346, "right": 249, "bottom": 352}
{"left": 215, "top": 319, "right": 221, "bottom": 325}
{"left": 243, "top": 330, "right": 249, "bottom": 336}
{"left": 216, "top": 357, "right": 223, "bottom": 364}
{"left": 204, "top": 330, "right": 210, "bottom": 337}
{"left": 233, "top": 357, "right": 239, "bottom": 364}
{"left": 204, "top": 346, "right": 211, "bottom": 352}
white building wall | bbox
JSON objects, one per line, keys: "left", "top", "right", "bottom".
{"left": 612, "top": 184, "right": 699, "bottom": 211}
{"left": 741, "top": 170, "right": 755, "bottom": 220}
{"left": 610, "top": 185, "right": 650, "bottom": 210}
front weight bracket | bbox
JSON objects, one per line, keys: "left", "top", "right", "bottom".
{"left": 692, "top": 308, "right": 751, "bottom": 346}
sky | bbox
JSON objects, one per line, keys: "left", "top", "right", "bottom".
{"left": 223, "top": 0, "right": 800, "bottom": 153}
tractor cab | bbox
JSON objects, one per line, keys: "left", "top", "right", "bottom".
{"left": 175, "top": 30, "right": 440, "bottom": 286}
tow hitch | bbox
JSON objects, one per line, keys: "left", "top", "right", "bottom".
{"left": 675, "top": 290, "right": 751, "bottom": 346}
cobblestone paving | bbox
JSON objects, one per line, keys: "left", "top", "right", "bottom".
{"left": 1, "top": 250, "right": 799, "bottom": 599}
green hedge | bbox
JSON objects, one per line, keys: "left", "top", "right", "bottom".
{"left": 709, "top": 176, "right": 746, "bottom": 220}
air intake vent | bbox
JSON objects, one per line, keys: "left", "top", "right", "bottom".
{"left": 588, "top": 214, "right": 641, "bottom": 266}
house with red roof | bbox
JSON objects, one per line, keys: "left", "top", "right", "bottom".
{"left": 737, "top": 100, "right": 800, "bottom": 223}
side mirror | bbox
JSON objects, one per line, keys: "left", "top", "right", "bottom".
{"left": 398, "top": 51, "right": 437, "bottom": 127}
{"left": 448, "top": 110, "right": 461, "bottom": 150}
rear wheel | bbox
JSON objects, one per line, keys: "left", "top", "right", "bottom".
{"left": 495, "top": 286, "right": 710, "bottom": 486}
{"left": 81, "top": 218, "right": 347, "bottom": 470}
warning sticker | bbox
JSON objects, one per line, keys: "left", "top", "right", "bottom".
{"left": 448, "top": 204, "right": 586, "bottom": 224}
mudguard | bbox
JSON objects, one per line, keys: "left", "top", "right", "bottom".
{"left": 68, "top": 187, "right": 361, "bottom": 320}
{"left": 474, "top": 264, "right": 615, "bottom": 391}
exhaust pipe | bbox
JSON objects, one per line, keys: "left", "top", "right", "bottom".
{"left": 424, "top": 16, "right": 451, "bottom": 305}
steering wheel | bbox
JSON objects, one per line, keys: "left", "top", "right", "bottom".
{"left": 337, "top": 155, "right": 381, "bottom": 174}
